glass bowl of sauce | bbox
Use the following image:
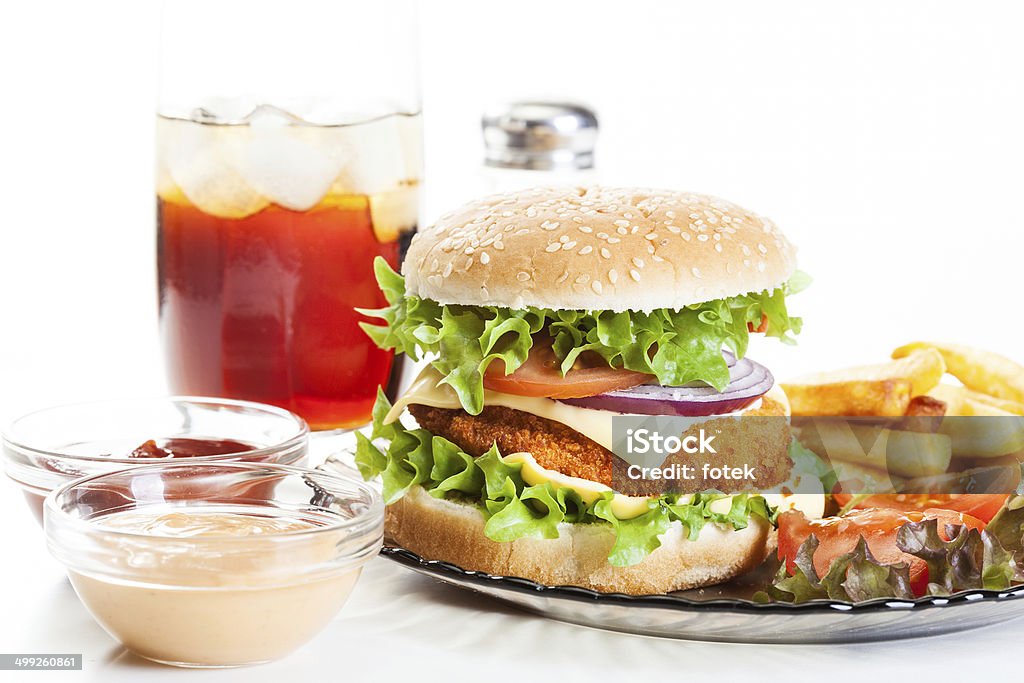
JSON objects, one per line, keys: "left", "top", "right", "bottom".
{"left": 45, "top": 461, "right": 382, "bottom": 668}
{"left": 3, "top": 397, "right": 308, "bottom": 524}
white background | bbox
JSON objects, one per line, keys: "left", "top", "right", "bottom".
{"left": 1, "top": 0, "right": 1022, "bottom": 680}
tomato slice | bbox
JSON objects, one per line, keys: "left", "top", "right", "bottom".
{"left": 832, "top": 492, "right": 1010, "bottom": 524}
{"left": 482, "top": 335, "right": 652, "bottom": 399}
{"left": 777, "top": 507, "right": 986, "bottom": 596}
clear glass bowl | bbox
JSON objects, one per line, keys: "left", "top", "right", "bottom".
{"left": 45, "top": 461, "right": 383, "bottom": 668}
{"left": 3, "top": 397, "right": 308, "bottom": 524}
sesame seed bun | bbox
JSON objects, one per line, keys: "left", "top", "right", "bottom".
{"left": 386, "top": 484, "right": 772, "bottom": 595}
{"left": 405, "top": 186, "right": 797, "bottom": 312}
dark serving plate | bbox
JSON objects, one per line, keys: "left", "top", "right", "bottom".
{"left": 382, "top": 546, "right": 1024, "bottom": 643}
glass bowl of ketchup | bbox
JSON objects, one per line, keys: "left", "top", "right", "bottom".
{"left": 3, "top": 397, "right": 308, "bottom": 525}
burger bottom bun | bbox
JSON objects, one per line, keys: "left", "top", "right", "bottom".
{"left": 386, "top": 485, "right": 772, "bottom": 595}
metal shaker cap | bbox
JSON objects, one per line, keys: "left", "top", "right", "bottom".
{"left": 482, "top": 101, "right": 598, "bottom": 171}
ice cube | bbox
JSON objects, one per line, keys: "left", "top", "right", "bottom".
{"left": 369, "top": 185, "right": 420, "bottom": 243}
{"left": 231, "top": 121, "right": 349, "bottom": 212}
{"left": 159, "top": 117, "right": 269, "bottom": 219}
{"left": 333, "top": 115, "right": 408, "bottom": 196}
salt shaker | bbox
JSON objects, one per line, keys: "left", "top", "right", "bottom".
{"left": 481, "top": 101, "right": 599, "bottom": 193}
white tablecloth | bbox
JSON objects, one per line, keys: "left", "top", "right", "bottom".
{"left": 2, "top": 475, "right": 1018, "bottom": 683}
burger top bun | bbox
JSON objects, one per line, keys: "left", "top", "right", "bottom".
{"left": 404, "top": 186, "right": 797, "bottom": 312}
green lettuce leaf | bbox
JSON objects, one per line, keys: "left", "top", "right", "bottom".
{"left": 354, "top": 392, "right": 774, "bottom": 566}
{"left": 358, "top": 257, "right": 804, "bottom": 415}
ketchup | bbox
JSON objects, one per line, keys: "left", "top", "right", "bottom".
{"left": 128, "top": 438, "right": 255, "bottom": 459}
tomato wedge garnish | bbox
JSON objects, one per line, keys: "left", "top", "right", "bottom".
{"left": 778, "top": 507, "right": 986, "bottom": 596}
{"left": 832, "top": 492, "right": 1010, "bottom": 524}
{"left": 483, "top": 335, "right": 652, "bottom": 399}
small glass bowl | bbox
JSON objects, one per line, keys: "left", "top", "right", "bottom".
{"left": 3, "top": 397, "right": 308, "bottom": 524}
{"left": 45, "top": 461, "right": 383, "bottom": 668}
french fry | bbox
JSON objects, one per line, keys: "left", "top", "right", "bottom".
{"left": 938, "top": 414, "right": 1024, "bottom": 459}
{"left": 783, "top": 379, "right": 912, "bottom": 417}
{"left": 795, "top": 419, "right": 951, "bottom": 478}
{"left": 928, "top": 383, "right": 1024, "bottom": 417}
{"left": 899, "top": 395, "right": 946, "bottom": 434}
{"left": 782, "top": 349, "right": 946, "bottom": 417}
{"left": 829, "top": 460, "right": 905, "bottom": 494}
{"left": 893, "top": 342, "right": 1024, "bottom": 404}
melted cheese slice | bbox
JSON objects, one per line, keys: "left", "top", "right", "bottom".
{"left": 501, "top": 451, "right": 655, "bottom": 519}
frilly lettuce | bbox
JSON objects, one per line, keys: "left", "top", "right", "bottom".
{"left": 355, "top": 389, "right": 774, "bottom": 567}
{"left": 759, "top": 503, "right": 1024, "bottom": 603}
{"left": 358, "top": 258, "right": 805, "bottom": 415}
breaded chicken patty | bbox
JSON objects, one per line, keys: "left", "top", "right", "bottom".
{"left": 408, "top": 398, "right": 791, "bottom": 494}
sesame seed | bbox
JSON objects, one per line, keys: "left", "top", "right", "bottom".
{"left": 630, "top": 269, "right": 641, "bottom": 282}
{"left": 431, "top": 259, "right": 439, "bottom": 271}
{"left": 645, "top": 233, "right": 658, "bottom": 241}
{"left": 607, "top": 237, "right": 621, "bottom": 244}
{"left": 578, "top": 225, "right": 593, "bottom": 233}
{"left": 757, "top": 261, "right": 766, "bottom": 272}
{"left": 743, "top": 258, "right": 752, "bottom": 267}
{"left": 501, "top": 211, "right": 513, "bottom": 217}
{"left": 632, "top": 257, "right": 645, "bottom": 268}
{"left": 713, "top": 233, "right": 721, "bottom": 241}
{"left": 681, "top": 232, "right": 691, "bottom": 241}
{"left": 697, "top": 234, "right": 709, "bottom": 242}
{"left": 714, "top": 243, "right": 723, "bottom": 253}
{"left": 443, "top": 262, "right": 453, "bottom": 277}
{"left": 428, "top": 274, "right": 442, "bottom": 287}
{"left": 600, "top": 248, "right": 611, "bottom": 259}
{"left": 591, "top": 280, "right": 603, "bottom": 294}
{"left": 572, "top": 216, "right": 583, "bottom": 223}
{"left": 525, "top": 208, "right": 538, "bottom": 218}
{"left": 517, "top": 271, "right": 531, "bottom": 282}
{"left": 465, "top": 257, "right": 474, "bottom": 269}
{"left": 562, "top": 241, "right": 577, "bottom": 250}
{"left": 541, "top": 220, "right": 560, "bottom": 230}
{"left": 464, "top": 246, "right": 475, "bottom": 254}
{"left": 653, "top": 254, "right": 665, "bottom": 262}
{"left": 494, "top": 241, "right": 505, "bottom": 250}
{"left": 617, "top": 226, "right": 628, "bottom": 235}
{"left": 647, "top": 244, "right": 655, "bottom": 254}
{"left": 741, "top": 245, "right": 751, "bottom": 256}
{"left": 556, "top": 270, "right": 569, "bottom": 284}
{"left": 758, "top": 243, "right": 768, "bottom": 254}
{"left": 597, "top": 232, "right": 609, "bottom": 240}
{"left": 666, "top": 210, "right": 677, "bottom": 219}
{"left": 667, "top": 225, "right": 681, "bottom": 234}
{"left": 623, "top": 212, "right": 634, "bottom": 219}
{"left": 480, "top": 251, "right": 490, "bottom": 264}
{"left": 579, "top": 245, "right": 593, "bottom": 255}
{"left": 575, "top": 274, "right": 590, "bottom": 284}
{"left": 692, "top": 267, "right": 702, "bottom": 278}
{"left": 614, "top": 219, "right": 630, "bottom": 228}
{"left": 545, "top": 243, "right": 561, "bottom": 253}
{"left": 559, "top": 235, "right": 569, "bottom": 243}
{"left": 608, "top": 269, "right": 619, "bottom": 284}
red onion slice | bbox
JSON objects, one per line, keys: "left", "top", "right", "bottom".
{"left": 559, "top": 354, "right": 773, "bottom": 417}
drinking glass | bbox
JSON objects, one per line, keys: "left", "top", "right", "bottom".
{"left": 156, "top": 0, "right": 421, "bottom": 431}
